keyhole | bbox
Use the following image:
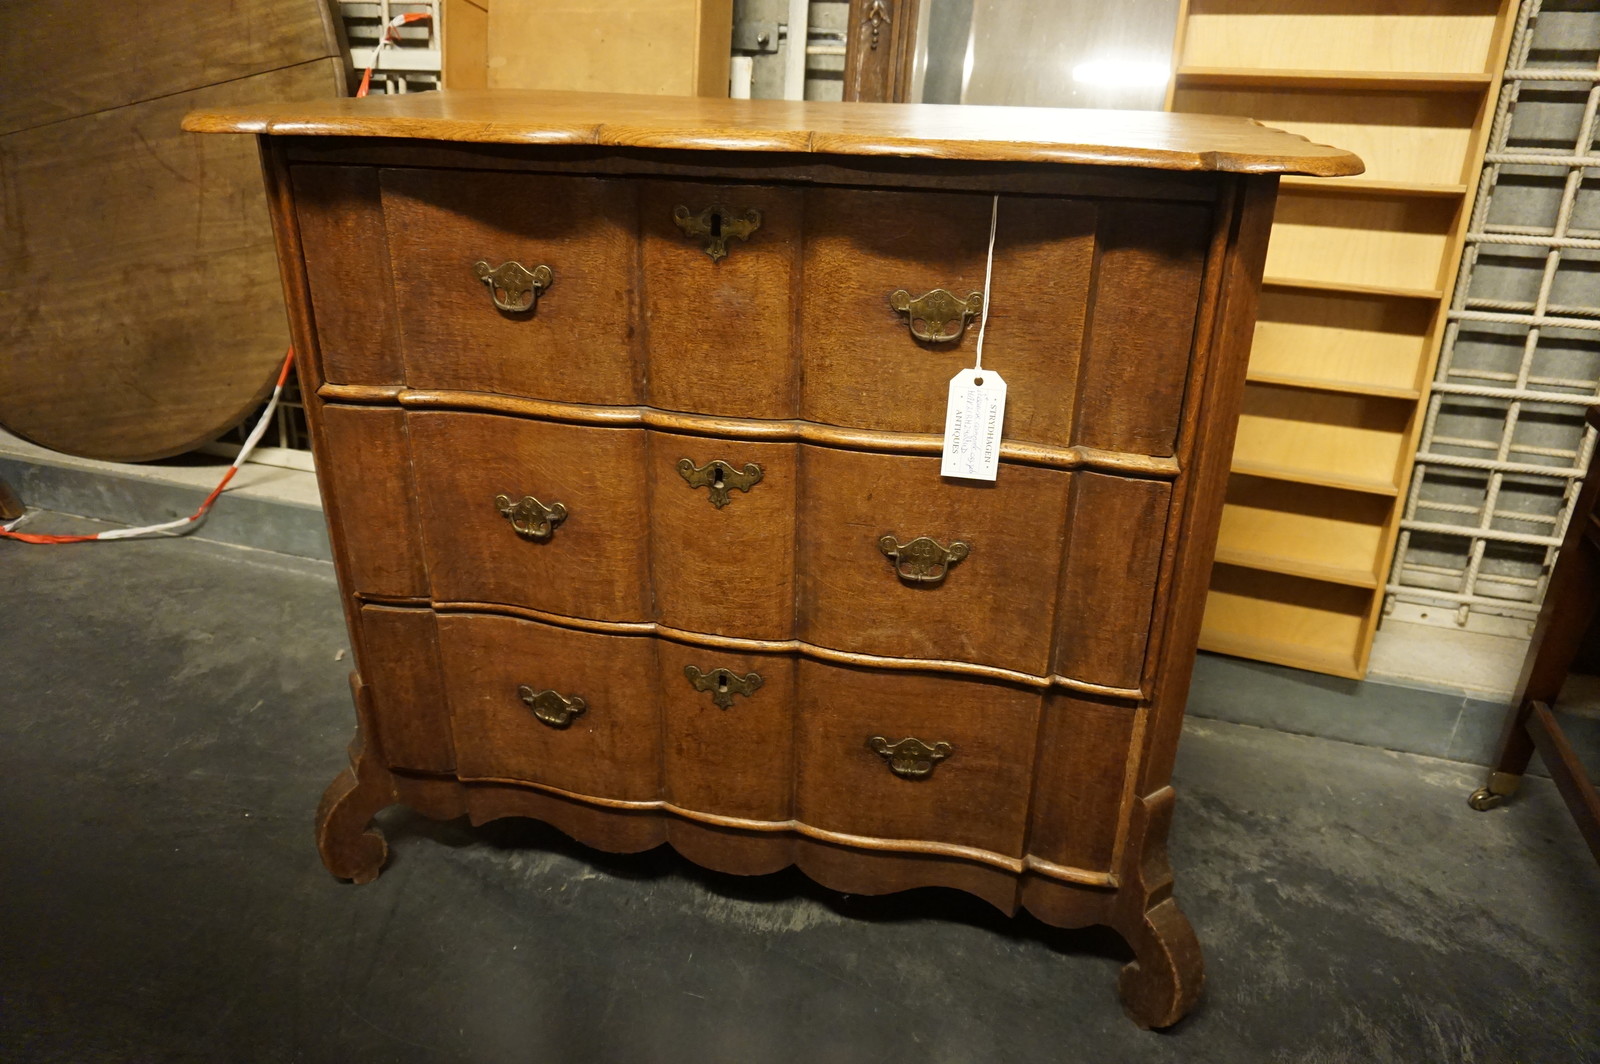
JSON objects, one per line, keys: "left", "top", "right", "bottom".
{"left": 712, "top": 468, "right": 725, "bottom": 489}
{"left": 710, "top": 212, "right": 723, "bottom": 239}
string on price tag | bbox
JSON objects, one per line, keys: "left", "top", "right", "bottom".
{"left": 940, "top": 195, "right": 1006, "bottom": 482}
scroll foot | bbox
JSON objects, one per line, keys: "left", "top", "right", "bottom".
{"left": 1115, "top": 896, "right": 1204, "bottom": 1029}
{"left": 1109, "top": 786, "right": 1203, "bottom": 1028}
{"left": 314, "top": 679, "right": 398, "bottom": 883}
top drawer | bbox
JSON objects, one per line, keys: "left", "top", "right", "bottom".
{"left": 294, "top": 165, "right": 1214, "bottom": 457}
{"left": 796, "top": 189, "right": 1209, "bottom": 457}
{"left": 384, "top": 170, "right": 642, "bottom": 407}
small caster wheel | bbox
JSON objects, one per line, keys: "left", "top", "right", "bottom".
{"left": 1468, "top": 787, "right": 1506, "bottom": 812}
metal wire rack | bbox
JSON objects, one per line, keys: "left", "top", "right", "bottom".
{"left": 340, "top": 0, "right": 441, "bottom": 94}
{"left": 204, "top": 374, "right": 315, "bottom": 471}
{"left": 1388, "top": 0, "right": 1600, "bottom": 627}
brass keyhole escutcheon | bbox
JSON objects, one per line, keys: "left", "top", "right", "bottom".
{"left": 879, "top": 534, "right": 970, "bottom": 585}
{"left": 473, "top": 260, "right": 553, "bottom": 313}
{"left": 494, "top": 493, "right": 568, "bottom": 541}
{"left": 889, "top": 288, "right": 983, "bottom": 344}
{"left": 684, "top": 665, "right": 764, "bottom": 710}
{"left": 518, "top": 686, "right": 586, "bottom": 729}
{"left": 673, "top": 204, "right": 762, "bottom": 262}
{"left": 869, "top": 736, "right": 952, "bottom": 780}
{"left": 677, "top": 458, "right": 763, "bottom": 509}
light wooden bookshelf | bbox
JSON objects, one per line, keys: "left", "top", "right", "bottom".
{"left": 1166, "top": 0, "right": 1520, "bottom": 678}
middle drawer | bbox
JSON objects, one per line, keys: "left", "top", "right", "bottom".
{"left": 408, "top": 412, "right": 1081, "bottom": 676}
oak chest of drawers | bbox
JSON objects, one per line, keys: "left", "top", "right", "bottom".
{"left": 186, "top": 91, "right": 1359, "bottom": 1027}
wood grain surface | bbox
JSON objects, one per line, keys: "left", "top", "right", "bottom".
{"left": 1026, "top": 697, "right": 1142, "bottom": 875}
{"left": 0, "top": 0, "right": 342, "bottom": 136}
{"left": 797, "top": 448, "right": 1071, "bottom": 675}
{"left": 1073, "top": 202, "right": 1212, "bottom": 457}
{"left": 1053, "top": 474, "right": 1173, "bottom": 690}
{"left": 325, "top": 383, "right": 1183, "bottom": 478}
{"left": 409, "top": 412, "right": 653, "bottom": 621}
{"left": 357, "top": 606, "right": 453, "bottom": 772}
{"left": 184, "top": 89, "right": 1364, "bottom": 176}
{"left": 640, "top": 181, "right": 803, "bottom": 420}
{"left": 840, "top": 0, "right": 921, "bottom": 104}
{"left": 299, "top": 170, "right": 1206, "bottom": 457}
{"left": 798, "top": 187, "right": 1097, "bottom": 447}
{"left": 0, "top": 58, "right": 345, "bottom": 460}
{"left": 648, "top": 432, "right": 799, "bottom": 640}
{"left": 293, "top": 166, "right": 404, "bottom": 386}
{"left": 1, "top": 0, "right": 343, "bottom": 460}
{"left": 420, "top": 599, "right": 1143, "bottom": 699}
{"left": 438, "top": 612, "right": 663, "bottom": 801}
{"left": 317, "top": 405, "right": 428, "bottom": 599}
{"left": 660, "top": 641, "right": 796, "bottom": 823}
{"left": 383, "top": 169, "right": 643, "bottom": 405}
{"left": 795, "top": 661, "right": 1042, "bottom": 857}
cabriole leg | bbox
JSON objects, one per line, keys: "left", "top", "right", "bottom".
{"left": 1110, "top": 786, "right": 1204, "bottom": 1029}
{"left": 1116, "top": 896, "right": 1204, "bottom": 1029}
{"left": 314, "top": 676, "right": 397, "bottom": 883}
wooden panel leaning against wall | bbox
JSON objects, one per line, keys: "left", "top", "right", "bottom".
{"left": 1166, "top": 0, "right": 1520, "bottom": 678}
{"left": 0, "top": 0, "right": 346, "bottom": 461}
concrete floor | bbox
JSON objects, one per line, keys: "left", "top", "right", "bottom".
{"left": 3, "top": 514, "right": 1598, "bottom": 1063}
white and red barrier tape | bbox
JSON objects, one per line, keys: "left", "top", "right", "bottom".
{"left": 0, "top": 348, "right": 296, "bottom": 544}
{"left": 5, "top": 11, "right": 425, "bottom": 545}
{"left": 357, "top": 11, "right": 432, "bottom": 98}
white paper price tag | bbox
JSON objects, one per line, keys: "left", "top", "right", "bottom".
{"left": 940, "top": 368, "right": 1006, "bottom": 481}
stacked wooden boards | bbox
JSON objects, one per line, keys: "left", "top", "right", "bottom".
{"left": 1166, "top": 0, "right": 1519, "bottom": 677}
{"left": 0, "top": 1, "right": 346, "bottom": 461}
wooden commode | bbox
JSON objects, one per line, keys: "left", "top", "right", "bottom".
{"left": 185, "top": 91, "right": 1360, "bottom": 1028}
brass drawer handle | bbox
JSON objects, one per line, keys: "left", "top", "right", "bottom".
{"left": 684, "top": 665, "right": 764, "bottom": 709}
{"left": 889, "top": 288, "right": 983, "bottom": 344}
{"left": 518, "top": 685, "right": 586, "bottom": 729}
{"left": 879, "top": 534, "right": 969, "bottom": 585}
{"left": 869, "top": 736, "right": 952, "bottom": 780}
{"left": 677, "top": 458, "right": 763, "bottom": 509}
{"left": 673, "top": 204, "right": 761, "bottom": 262}
{"left": 473, "top": 260, "right": 552, "bottom": 313}
{"left": 494, "top": 493, "right": 568, "bottom": 541}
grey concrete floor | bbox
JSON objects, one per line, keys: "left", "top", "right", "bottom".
{"left": 2, "top": 513, "right": 1598, "bottom": 1063}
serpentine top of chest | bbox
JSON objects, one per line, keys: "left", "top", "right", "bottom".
{"left": 185, "top": 90, "right": 1359, "bottom": 1027}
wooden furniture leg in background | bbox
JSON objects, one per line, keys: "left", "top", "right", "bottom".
{"left": 1469, "top": 407, "right": 1600, "bottom": 864}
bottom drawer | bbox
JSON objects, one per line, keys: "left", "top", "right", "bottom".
{"left": 425, "top": 610, "right": 1128, "bottom": 870}
{"left": 437, "top": 613, "right": 662, "bottom": 802}
{"left": 795, "top": 664, "right": 1043, "bottom": 858}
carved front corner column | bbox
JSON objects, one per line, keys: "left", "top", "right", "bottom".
{"left": 842, "top": 0, "right": 922, "bottom": 102}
